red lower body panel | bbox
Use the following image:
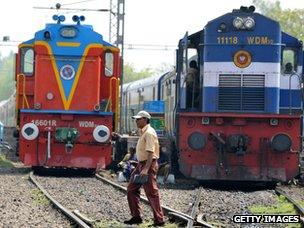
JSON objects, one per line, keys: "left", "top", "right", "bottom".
{"left": 19, "top": 112, "right": 113, "bottom": 170}
{"left": 178, "top": 113, "right": 300, "bottom": 182}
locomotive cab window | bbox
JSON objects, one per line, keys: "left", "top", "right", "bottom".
{"left": 21, "top": 48, "right": 34, "bottom": 75}
{"left": 282, "top": 49, "right": 296, "bottom": 74}
{"left": 185, "top": 48, "right": 199, "bottom": 109}
{"left": 105, "top": 51, "right": 114, "bottom": 77}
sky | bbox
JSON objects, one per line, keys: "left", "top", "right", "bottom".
{"left": 0, "top": 0, "right": 303, "bottom": 71}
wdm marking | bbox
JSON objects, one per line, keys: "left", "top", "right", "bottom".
{"left": 247, "top": 36, "right": 273, "bottom": 45}
{"left": 79, "top": 121, "right": 95, "bottom": 128}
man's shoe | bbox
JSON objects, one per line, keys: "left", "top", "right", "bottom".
{"left": 123, "top": 217, "right": 143, "bottom": 225}
{"left": 149, "top": 221, "right": 165, "bottom": 227}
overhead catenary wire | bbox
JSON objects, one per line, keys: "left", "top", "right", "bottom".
{"left": 33, "top": 6, "right": 110, "bottom": 12}
{"left": 125, "top": 43, "right": 176, "bottom": 51}
{"left": 59, "top": 0, "right": 98, "bottom": 7}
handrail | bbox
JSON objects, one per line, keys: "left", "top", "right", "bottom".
{"left": 106, "top": 77, "right": 120, "bottom": 131}
{"left": 115, "top": 78, "right": 120, "bottom": 131}
{"left": 16, "top": 74, "right": 29, "bottom": 109}
{"left": 105, "top": 79, "right": 113, "bottom": 112}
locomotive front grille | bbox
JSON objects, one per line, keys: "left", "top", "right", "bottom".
{"left": 218, "top": 74, "right": 265, "bottom": 112}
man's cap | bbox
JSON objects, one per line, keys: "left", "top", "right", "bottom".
{"left": 132, "top": 110, "right": 151, "bottom": 119}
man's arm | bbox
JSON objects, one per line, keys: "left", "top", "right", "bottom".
{"left": 140, "top": 151, "right": 153, "bottom": 175}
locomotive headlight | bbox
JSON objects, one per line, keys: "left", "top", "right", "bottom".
{"left": 21, "top": 123, "right": 39, "bottom": 140}
{"left": 233, "top": 17, "right": 244, "bottom": 29}
{"left": 244, "top": 17, "right": 255, "bottom": 29}
{"left": 188, "top": 132, "right": 206, "bottom": 151}
{"left": 93, "top": 125, "right": 110, "bottom": 143}
{"left": 271, "top": 133, "right": 292, "bottom": 152}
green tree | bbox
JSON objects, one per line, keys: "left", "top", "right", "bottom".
{"left": 253, "top": 0, "right": 304, "bottom": 41}
{"left": 154, "top": 62, "right": 174, "bottom": 76}
{"left": 122, "top": 62, "right": 174, "bottom": 84}
{"left": 0, "top": 52, "right": 15, "bottom": 101}
{"left": 123, "top": 62, "right": 154, "bottom": 83}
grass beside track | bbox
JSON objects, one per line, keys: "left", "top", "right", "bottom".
{"left": 94, "top": 219, "right": 178, "bottom": 228}
{"left": 249, "top": 195, "right": 302, "bottom": 228}
{"left": 250, "top": 195, "right": 297, "bottom": 214}
{"left": 0, "top": 154, "right": 13, "bottom": 168}
{"left": 31, "top": 189, "right": 51, "bottom": 206}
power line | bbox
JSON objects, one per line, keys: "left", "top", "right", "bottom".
{"left": 60, "top": 0, "right": 98, "bottom": 7}
{"left": 125, "top": 43, "right": 176, "bottom": 51}
{"left": 33, "top": 6, "right": 110, "bottom": 12}
{"left": 0, "top": 43, "right": 19, "bottom": 47}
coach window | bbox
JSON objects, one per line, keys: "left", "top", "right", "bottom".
{"left": 282, "top": 49, "right": 296, "bottom": 74}
{"left": 21, "top": 48, "right": 34, "bottom": 75}
{"left": 105, "top": 51, "right": 114, "bottom": 77}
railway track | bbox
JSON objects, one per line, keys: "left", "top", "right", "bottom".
{"left": 29, "top": 170, "right": 214, "bottom": 227}
{"left": 95, "top": 173, "right": 215, "bottom": 227}
{"left": 275, "top": 187, "right": 304, "bottom": 224}
{"left": 29, "top": 172, "right": 90, "bottom": 228}
{"left": 28, "top": 170, "right": 303, "bottom": 227}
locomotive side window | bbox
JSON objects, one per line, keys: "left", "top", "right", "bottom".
{"left": 105, "top": 51, "right": 114, "bottom": 77}
{"left": 282, "top": 49, "right": 296, "bottom": 74}
{"left": 21, "top": 48, "right": 34, "bottom": 75}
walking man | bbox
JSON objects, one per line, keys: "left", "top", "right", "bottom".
{"left": 124, "top": 110, "right": 165, "bottom": 226}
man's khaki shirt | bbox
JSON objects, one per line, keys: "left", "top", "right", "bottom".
{"left": 136, "top": 124, "right": 159, "bottom": 162}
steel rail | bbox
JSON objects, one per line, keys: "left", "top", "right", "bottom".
{"left": 275, "top": 187, "right": 304, "bottom": 224}
{"left": 29, "top": 172, "right": 90, "bottom": 228}
{"left": 95, "top": 173, "right": 214, "bottom": 227}
{"left": 186, "top": 187, "right": 203, "bottom": 228}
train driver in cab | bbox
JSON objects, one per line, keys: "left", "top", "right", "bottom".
{"left": 185, "top": 60, "right": 199, "bottom": 109}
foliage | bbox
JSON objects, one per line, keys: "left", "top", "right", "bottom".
{"left": 94, "top": 219, "right": 178, "bottom": 228}
{"left": 0, "top": 154, "right": 13, "bottom": 168}
{"left": 249, "top": 195, "right": 302, "bottom": 227}
{"left": 250, "top": 195, "right": 296, "bottom": 214}
{"left": 31, "top": 189, "right": 50, "bottom": 206}
{"left": 253, "top": 0, "right": 304, "bottom": 41}
{"left": 0, "top": 52, "right": 15, "bottom": 101}
{"left": 154, "top": 62, "right": 174, "bottom": 76}
{"left": 123, "top": 62, "right": 154, "bottom": 83}
{"left": 123, "top": 62, "right": 174, "bottom": 84}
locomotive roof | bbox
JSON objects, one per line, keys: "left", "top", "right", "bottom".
{"left": 20, "top": 21, "right": 116, "bottom": 51}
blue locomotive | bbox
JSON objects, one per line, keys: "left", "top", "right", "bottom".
{"left": 121, "top": 6, "right": 303, "bottom": 182}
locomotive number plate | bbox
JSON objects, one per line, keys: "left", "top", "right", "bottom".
{"left": 217, "top": 36, "right": 238, "bottom": 44}
{"left": 31, "top": 120, "right": 57, "bottom": 127}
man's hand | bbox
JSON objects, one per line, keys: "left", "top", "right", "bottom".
{"left": 112, "top": 132, "right": 118, "bottom": 137}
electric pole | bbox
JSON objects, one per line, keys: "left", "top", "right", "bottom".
{"left": 109, "top": 0, "right": 125, "bottom": 132}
